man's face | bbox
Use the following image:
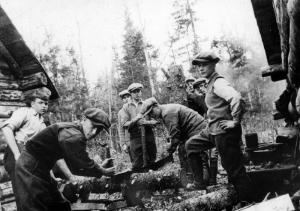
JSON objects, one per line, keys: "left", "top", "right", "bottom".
{"left": 194, "top": 83, "right": 207, "bottom": 95}
{"left": 131, "top": 89, "right": 142, "bottom": 100}
{"left": 31, "top": 98, "right": 48, "bottom": 115}
{"left": 149, "top": 106, "right": 161, "bottom": 120}
{"left": 82, "top": 118, "right": 101, "bottom": 140}
{"left": 196, "top": 63, "right": 216, "bottom": 79}
{"left": 186, "top": 82, "right": 194, "bottom": 93}
{"left": 122, "top": 94, "right": 131, "bottom": 104}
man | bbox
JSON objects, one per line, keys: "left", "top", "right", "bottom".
{"left": 14, "top": 108, "right": 115, "bottom": 211}
{"left": 139, "top": 97, "right": 208, "bottom": 189}
{"left": 1, "top": 87, "right": 51, "bottom": 192}
{"left": 122, "top": 83, "right": 157, "bottom": 170}
{"left": 117, "top": 90, "right": 131, "bottom": 153}
{"left": 193, "top": 78, "right": 218, "bottom": 185}
{"left": 186, "top": 52, "right": 254, "bottom": 201}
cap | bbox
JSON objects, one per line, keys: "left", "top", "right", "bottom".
{"left": 119, "top": 90, "right": 131, "bottom": 98}
{"left": 24, "top": 87, "right": 51, "bottom": 101}
{"left": 128, "top": 83, "right": 144, "bottom": 92}
{"left": 84, "top": 108, "right": 111, "bottom": 132}
{"left": 193, "top": 78, "right": 207, "bottom": 88}
{"left": 140, "top": 97, "right": 158, "bottom": 115}
{"left": 185, "top": 77, "right": 196, "bottom": 84}
{"left": 192, "top": 51, "right": 220, "bottom": 65}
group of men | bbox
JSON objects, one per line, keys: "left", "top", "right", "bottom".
{"left": 117, "top": 51, "right": 254, "bottom": 202}
{"left": 0, "top": 51, "right": 254, "bottom": 211}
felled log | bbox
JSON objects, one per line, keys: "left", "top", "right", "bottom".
{"left": 166, "top": 186, "right": 238, "bottom": 211}
{"left": 90, "top": 164, "right": 182, "bottom": 194}
{"left": 0, "top": 90, "right": 23, "bottom": 101}
{"left": 0, "top": 79, "right": 19, "bottom": 90}
{"left": 19, "top": 72, "right": 47, "bottom": 90}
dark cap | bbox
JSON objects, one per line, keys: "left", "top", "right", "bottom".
{"left": 140, "top": 97, "right": 158, "bottom": 115}
{"left": 185, "top": 77, "right": 196, "bottom": 84}
{"left": 119, "top": 90, "right": 131, "bottom": 98}
{"left": 193, "top": 77, "right": 207, "bottom": 88}
{"left": 192, "top": 52, "right": 220, "bottom": 65}
{"left": 128, "top": 83, "right": 143, "bottom": 92}
{"left": 84, "top": 108, "right": 111, "bottom": 132}
{"left": 24, "top": 87, "right": 51, "bottom": 101}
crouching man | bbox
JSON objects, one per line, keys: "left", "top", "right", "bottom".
{"left": 14, "top": 108, "right": 115, "bottom": 211}
{"left": 139, "top": 98, "right": 209, "bottom": 189}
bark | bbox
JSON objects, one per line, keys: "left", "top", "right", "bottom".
{"left": 0, "top": 90, "right": 23, "bottom": 101}
{"left": 19, "top": 72, "right": 47, "bottom": 90}
{"left": 166, "top": 186, "right": 238, "bottom": 211}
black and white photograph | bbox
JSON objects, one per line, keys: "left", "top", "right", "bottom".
{"left": 0, "top": 0, "right": 299, "bottom": 210}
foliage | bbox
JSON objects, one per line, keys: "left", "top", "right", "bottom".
{"left": 36, "top": 34, "right": 89, "bottom": 122}
{"left": 116, "top": 12, "right": 152, "bottom": 98}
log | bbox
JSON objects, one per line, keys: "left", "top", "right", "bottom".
{"left": 0, "top": 90, "right": 23, "bottom": 101}
{"left": 90, "top": 164, "right": 182, "bottom": 194}
{"left": 166, "top": 186, "right": 238, "bottom": 211}
{"left": 0, "top": 79, "right": 19, "bottom": 90}
{"left": 19, "top": 72, "right": 47, "bottom": 90}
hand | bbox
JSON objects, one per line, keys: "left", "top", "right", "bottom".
{"left": 122, "top": 144, "right": 129, "bottom": 153}
{"left": 103, "top": 167, "right": 115, "bottom": 177}
{"left": 69, "top": 175, "right": 86, "bottom": 186}
{"left": 219, "top": 120, "right": 238, "bottom": 130}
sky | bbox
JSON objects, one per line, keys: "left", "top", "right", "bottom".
{"left": 0, "top": 0, "right": 267, "bottom": 86}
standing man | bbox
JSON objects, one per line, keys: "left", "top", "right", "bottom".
{"left": 122, "top": 83, "right": 157, "bottom": 170}
{"left": 1, "top": 87, "right": 51, "bottom": 192}
{"left": 139, "top": 97, "right": 208, "bottom": 189}
{"left": 118, "top": 90, "right": 131, "bottom": 153}
{"left": 186, "top": 52, "right": 254, "bottom": 201}
{"left": 14, "top": 108, "right": 115, "bottom": 211}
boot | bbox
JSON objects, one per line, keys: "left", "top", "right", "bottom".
{"left": 209, "top": 157, "right": 218, "bottom": 185}
{"left": 186, "top": 154, "right": 206, "bottom": 190}
{"left": 201, "top": 152, "right": 210, "bottom": 185}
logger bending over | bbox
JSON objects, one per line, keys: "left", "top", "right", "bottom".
{"left": 14, "top": 108, "right": 115, "bottom": 211}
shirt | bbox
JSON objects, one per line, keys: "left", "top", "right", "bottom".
{"left": 2, "top": 107, "right": 46, "bottom": 144}
{"left": 26, "top": 122, "right": 102, "bottom": 177}
{"left": 117, "top": 106, "right": 130, "bottom": 145}
{"left": 161, "top": 104, "right": 206, "bottom": 144}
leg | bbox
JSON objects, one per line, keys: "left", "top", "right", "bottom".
{"left": 185, "top": 129, "right": 214, "bottom": 189}
{"left": 130, "top": 136, "right": 143, "bottom": 170}
{"left": 209, "top": 147, "right": 218, "bottom": 185}
{"left": 145, "top": 128, "right": 157, "bottom": 165}
{"left": 214, "top": 127, "right": 254, "bottom": 202}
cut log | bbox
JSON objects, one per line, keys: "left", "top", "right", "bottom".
{"left": 0, "top": 90, "right": 23, "bottom": 101}
{"left": 166, "top": 186, "right": 238, "bottom": 211}
{"left": 19, "top": 72, "right": 47, "bottom": 90}
{"left": 90, "top": 164, "right": 182, "bottom": 194}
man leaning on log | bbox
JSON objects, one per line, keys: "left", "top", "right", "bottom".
{"left": 14, "top": 108, "right": 115, "bottom": 211}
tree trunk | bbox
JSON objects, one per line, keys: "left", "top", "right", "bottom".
{"left": 167, "top": 186, "right": 238, "bottom": 211}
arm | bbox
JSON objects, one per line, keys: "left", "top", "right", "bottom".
{"left": 1, "top": 127, "right": 20, "bottom": 160}
{"left": 122, "top": 105, "right": 142, "bottom": 129}
{"left": 1, "top": 109, "right": 27, "bottom": 160}
{"left": 163, "top": 113, "right": 182, "bottom": 153}
{"left": 214, "top": 78, "right": 244, "bottom": 128}
{"left": 60, "top": 134, "right": 114, "bottom": 178}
